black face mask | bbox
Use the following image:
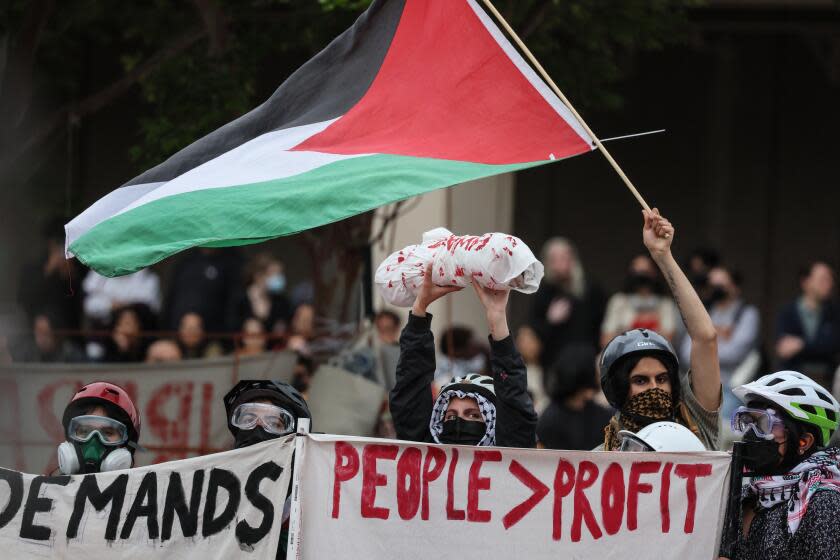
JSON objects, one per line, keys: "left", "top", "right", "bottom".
{"left": 741, "top": 431, "right": 803, "bottom": 476}
{"left": 439, "top": 418, "right": 487, "bottom": 446}
{"left": 623, "top": 273, "right": 659, "bottom": 294}
{"left": 706, "top": 286, "right": 728, "bottom": 306}
{"left": 234, "top": 427, "right": 279, "bottom": 449}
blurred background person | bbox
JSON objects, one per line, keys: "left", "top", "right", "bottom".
{"left": 374, "top": 310, "right": 401, "bottom": 346}
{"left": 176, "top": 311, "right": 223, "bottom": 359}
{"left": 14, "top": 311, "right": 85, "bottom": 363}
{"left": 144, "top": 339, "right": 182, "bottom": 363}
{"left": 433, "top": 325, "right": 488, "bottom": 388}
{"left": 775, "top": 261, "right": 839, "bottom": 389}
{"left": 515, "top": 325, "right": 548, "bottom": 414}
{"left": 537, "top": 344, "right": 612, "bottom": 450}
{"left": 685, "top": 246, "right": 720, "bottom": 303}
{"left": 678, "top": 265, "right": 760, "bottom": 425}
{"left": 238, "top": 317, "right": 269, "bottom": 356}
{"left": 601, "top": 253, "right": 677, "bottom": 347}
{"left": 292, "top": 353, "right": 317, "bottom": 399}
{"left": 16, "top": 218, "right": 82, "bottom": 332}
{"left": 234, "top": 253, "right": 292, "bottom": 337}
{"left": 82, "top": 268, "right": 161, "bottom": 329}
{"left": 287, "top": 303, "right": 316, "bottom": 355}
{"left": 529, "top": 237, "right": 605, "bottom": 369}
{"left": 100, "top": 304, "right": 155, "bottom": 362}
{"left": 166, "top": 248, "right": 243, "bottom": 336}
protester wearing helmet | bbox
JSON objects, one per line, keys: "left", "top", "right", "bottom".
{"left": 727, "top": 371, "right": 840, "bottom": 560}
{"left": 390, "top": 265, "right": 537, "bottom": 448}
{"left": 598, "top": 210, "right": 721, "bottom": 450}
{"left": 223, "top": 379, "right": 311, "bottom": 449}
{"left": 57, "top": 381, "right": 140, "bottom": 474}
{"left": 617, "top": 421, "right": 706, "bottom": 452}
{"left": 224, "top": 379, "right": 311, "bottom": 560}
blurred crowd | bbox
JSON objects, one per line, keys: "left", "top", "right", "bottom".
{"left": 5, "top": 223, "right": 839, "bottom": 452}
{"left": 9, "top": 223, "right": 320, "bottom": 367}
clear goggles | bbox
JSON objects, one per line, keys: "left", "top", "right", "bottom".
{"left": 231, "top": 402, "right": 295, "bottom": 436}
{"left": 618, "top": 434, "right": 654, "bottom": 452}
{"left": 730, "top": 406, "right": 786, "bottom": 440}
{"left": 67, "top": 415, "right": 129, "bottom": 446}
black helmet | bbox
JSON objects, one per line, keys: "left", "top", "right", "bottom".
{"left": 223, "top": 379, "right": 312, "bottom": 435}
{"left": 599, "top": 329, "right": 680, "bottom": 409}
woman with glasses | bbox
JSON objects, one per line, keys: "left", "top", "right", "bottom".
{"left": 727, "top": 371, "right": 840, "bottom": 560}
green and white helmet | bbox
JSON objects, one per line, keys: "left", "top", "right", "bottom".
{"left": 733, "top": 370, "right": 840, "bottom": 446}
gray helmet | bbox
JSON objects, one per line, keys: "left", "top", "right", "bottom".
{"left": 599, "top": 329, "right": 680, "bottom": 409}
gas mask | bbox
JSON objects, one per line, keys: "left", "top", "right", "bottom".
{"left": 57, "top": 439, "right": 132, "bottom": 474}
{"left": 57, "top": 414, "right": 134, "bottom": 474}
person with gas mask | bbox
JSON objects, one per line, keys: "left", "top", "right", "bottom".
{"left": 223, "top": 379, "right": 311, "bottom": 560}
{"left": 598, "top": 209, "right": 721, "bottom": 451}
{"left": 727, "top": 371, "right": 840, "bottom": 560}
{"left": 57, "top": 382, "right": 140, "bottom": 474}
{"left": 389, "top": 264, "right": 537, "bottom": 448}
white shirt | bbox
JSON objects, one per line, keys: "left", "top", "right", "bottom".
{"left": 82, "top": 269, "right": 162, "bottom": 322}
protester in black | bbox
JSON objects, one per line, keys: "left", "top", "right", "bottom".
{"left": 727, "top": 371, "right": 840, "bottom": 560}
{"left": 390, "top": 265, "right": 537, "bottom": 448}
{"left": 223, "top": 379, "right": 311, "bottom": 560}
{"left": 537, "top": 344, "right": 612, "bottom": 450}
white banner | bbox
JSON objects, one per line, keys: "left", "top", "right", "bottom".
{"left": 296, "top": 434, "right": 731, "bottom": 559}
{"left": 0, "top": 435, "right": 294, "bottom": 559}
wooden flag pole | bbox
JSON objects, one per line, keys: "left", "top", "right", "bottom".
{"left": 480, "top": 0, "right": 652, "bottom": 212}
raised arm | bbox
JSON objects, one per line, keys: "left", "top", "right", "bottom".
{"left": 472, "top": 281, "right": 537, "bottom": 448}
{"left": 389, "top": 266, "right": 461, "bottom": 442}
{"left": 643, "top": 209, "right": 721, "bottom": 411}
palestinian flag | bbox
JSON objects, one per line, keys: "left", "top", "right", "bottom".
{"left": 66, "top": 0, "right": 594, "bottom": 276}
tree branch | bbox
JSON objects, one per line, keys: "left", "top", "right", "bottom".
{"left": 0, "top": 27, "right": 206, "bottom": 176}
{"left": 0, "top": 0, "right": 55, "bottom": 130}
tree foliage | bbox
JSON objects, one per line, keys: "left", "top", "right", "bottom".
{"left": 0, "top": 0, "right": 699, "bottom": 320}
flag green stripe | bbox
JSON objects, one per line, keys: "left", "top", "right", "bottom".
{"left": 70, "top": 154, "right": 547, "bottom": 276}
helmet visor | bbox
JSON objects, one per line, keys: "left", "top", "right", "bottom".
{"left": 730, "top": 407, "right": 785, "bottom": 440}
{"left": 231, "top": 402, "right": 295, "bottom": 435}
{"left": 618, "top": 433, "right": 654, "bottom": 452}
{"left": 67, "top": 415, "right": 128, "bottom": 446}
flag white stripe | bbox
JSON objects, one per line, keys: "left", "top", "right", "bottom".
{"left": 66, "top": 119, "right": 368, "bottom": 254}
{"left": 65, "top": 182, "right": 165, "bottom": 257}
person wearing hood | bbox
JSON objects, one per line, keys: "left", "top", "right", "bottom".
{"left": 726, "top": 371, "right": 840, "bottom": 560}
{"left": 57, "top": 382, "right": 141, "bottom": 474}
{"left": 390, "top": 265, "right": 537, "bottom": 448}
{"left": 223, "top": 379, "right": 311, "bottom": 559}
{"left": 598, "top": 209, "right": 721, "bottom": 451}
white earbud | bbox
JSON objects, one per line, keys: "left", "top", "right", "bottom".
{"left": 57, "top": 441, "right": 80, "bottom": 475}
{"left": 99, "top": 448, "right": 133, "bottom": 472}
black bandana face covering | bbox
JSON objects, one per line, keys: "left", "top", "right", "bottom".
{"left": 439, "top": 418, "right": 487, "bottom": 446}
{"left": 234, "top": 427, "right": 279, "bottom": 449}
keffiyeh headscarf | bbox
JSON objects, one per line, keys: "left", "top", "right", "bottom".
{"left": 745, "top": 447, "right": 840, "bottom": 534}
{"left": 430, "top": 389, "right": 496, "bottom": 446}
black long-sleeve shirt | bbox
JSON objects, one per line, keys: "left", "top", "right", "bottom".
{"left": 389, "top": 312, "right": 537, "bottom": 448}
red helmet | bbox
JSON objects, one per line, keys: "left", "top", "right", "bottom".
{"left": 62, "top": 382, "right": 141, "bottom": 444}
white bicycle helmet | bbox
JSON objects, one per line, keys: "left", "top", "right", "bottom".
{"left": 618, "top": 421, "right": 706, "bottom": 452}
{"left": 733, "top": 370, "right": 839, "bottom": 446}
{"left": 439, "top": 373, "right": 496, "bottom": 402}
